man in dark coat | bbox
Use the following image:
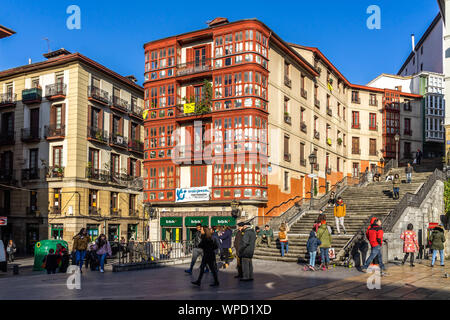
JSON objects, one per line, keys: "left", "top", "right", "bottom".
{"left": 238, "top": 223, "right": 256, "bottom": 281}
{"left": 234, "top": 222, "right": 245, "bottom": 278}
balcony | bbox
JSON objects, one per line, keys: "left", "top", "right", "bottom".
{"left": 46, "top": 166, "right": 64, "bottom": 179}
{"left": 44, "top": 124, "right": 65, "bottom": 140}
{"left": 0, "top": 93, "right": 17, "bottom": 108}
{"left": 284, "top": 76, "right": 292, "bottom": 88}
{"left": 110, "top": 133, "right": 128, "bottom": 149}
{"left": 86, "top": 167, "right": 109, "bottom": 182}
{"left": 369, "top": 99, "right": 378, "bottom": 107}
{"left": 301, "top": 89, "right": 307, "bottom": 99}
{"left": 88, "top": 86, "right": 110, "bottom": 106}
{"left": 110, "top": 172, "right": 130, "bottom": 187}
{"left": 284, "top": 153, "right": 291, "bottom": 162}
{"left": 129, "top": 104, "right": 143, "bottom": 121}
{"left": 284, "top": 114, "right": 291, "bottom": 125}
{"left": 22, "top": 168, "right": 40, "bottom": 181}
{"left": 21, "top": 128, "right": 40, "bottom": 143}
{"left": 0, "top": 169, "right": 15, "bottom": 184}
{"left": 352, "top": 123, "right": 360, "bottom": 129}
{"left": 174, "top": 104, "right": 212, "bottom": 120}
{"left": 89, "top": 207, "right": 101, "bottom": 216}
{"left": 0, "top": 130, "right": 15, "bottom": 145}
{"left": 300, "top": 121, "right": 307, "bottom": 133}
{"left": 128, "top": 139, "right": 144, "bottom": 154}
{"left": 22, "top": 88, "right": 42, "bottom": 104}
{"left": 111, "top": 96, "right": 129, "bottom": 113}
{"left": 129, "top": 208, "right": 139, "bottom": 216}
{"left": 314, "top": 130, "right": 320, "bottom": 140}
{"left": 314, "top": 98, "right": 320, "bottom": 108}
{"left": 87, "top": 126, "right": 108, "bottom": 144}
{"left": 176, "top": 59, "right": 212, "bottom": 77}
{"left": 404, "top": 129, "right": 413, "bottom": 136}
{"left": 300, "top": 159, "right": 306, "bottom": 167}
{"left": 326, "top": 107, "right": 332, "bottom": 117}
{"left": 352, "top": 97, "right": 361, "bottom": 104}
{"left": 110, "top": 208, "right": 121, "bottom": 216}
{"left": 50, "top": 206, "right": 61, "bottom": 215}
{"left": 45, "top": 83, "right": 67, "bottom": 100}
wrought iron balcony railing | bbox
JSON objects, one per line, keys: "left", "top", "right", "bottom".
{"left": 176, "top": 58, "right": 213, "bottom": 76}
{"left": 110, "top": 132, "right": 128, "bottom": 149}
{"left": 0, "top": 130, "right": 15, "bottom": 145}
{"left": 22, "top": 168, "right": 40, "bottom": 180}
{"left": 21, "top": 128, "right": 40, "bottom": 142}
{"left": 45, "top": 83, "right": 67, "bottom": 98}
{"left": 112, "top": 96, "right": 130, "bottom": 112}
{"left": 87, "top": 126, "right": 108, "bottom": 143}
{"left": 0, "top": 93, "right": 17, "bottom": 107}
{"left": 88, "top": 86, "right": 110, "bottom": 105}
{"left": 46, "top": 166, "right": 65, "bottom": 179}
{"left": 128, "top": 139, "right": 144, "bottom": 153}
{"left": 44, "top": 124, "right": 65, "bottom": 139}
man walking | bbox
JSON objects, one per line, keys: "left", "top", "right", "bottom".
{"left": 239, "top": 222, "right": 256, "bottom": 281}
{"left": 333, "top": 196, "right": 347, "bottom": 235}
{"left": 362, "top": 217, "right": 387, "bottom": 275}
{"left": 185, "top": 224, "right": 205, "bottom": 274}
{"left": 405, "top": 163, "right": 413, "bottom": 184}
{"left": 234, "top": 222, "right": 245, "bottom": 278}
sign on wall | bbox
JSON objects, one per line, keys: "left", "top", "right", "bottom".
{"left": 185, "top": 216, "right": 209, "bottom": 227}
{"left": 160, "top": 217, "right": 183, "bottom": 227}
{"left": 0, "top": 217, "right": 7, "bottom": 226}
{"left": 211, "top": 216, "right": 236, "bottom": 226}
{"left": 183, "top": 103, "right": 195, "bottom": 114}
{"left": 176, "top": 187, "right": 210, "bottom": 203}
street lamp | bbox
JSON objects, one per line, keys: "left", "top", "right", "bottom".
{"left": 394, "top": 133, "right": 400, "bottom": 168}
{"left": 308, "top": 152, "right": 317, "bottom": 209}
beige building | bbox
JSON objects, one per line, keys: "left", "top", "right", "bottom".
{"left": 0, "top": 49, "right": 145, "bottom": 253}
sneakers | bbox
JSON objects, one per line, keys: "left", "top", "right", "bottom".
{"left": 191, "top": 280, "right": 201, "bottom": 286}
{"left": 308, "top": 265, "right": 316, "bottom": 271}
{"left": 322, "top": 265, "right": 327, "bottom": 271}
{"left": 100, "top": 269, "right": 104, "bottom": 273}
{"left": 184, "top": 269, "right": 192, "bottom": 274}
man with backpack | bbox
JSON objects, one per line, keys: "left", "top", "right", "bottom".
{"left": 362, "top": 217, "right": 387, "bottom": 275}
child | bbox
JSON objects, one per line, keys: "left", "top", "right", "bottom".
{"left": 305, "top": 230, "right": 321, "bottom": 271}
{"left": 392, "top": 174, "right": 400, "bottom": 199}
{"left": 43, "top": 249, "right": 58, "bottom": 274}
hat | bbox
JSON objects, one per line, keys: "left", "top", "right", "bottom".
{"left": 237, "top": 222, "right": 245, "bottom": 227}
{"left": 244, "top": 222, "right": 251, "bottom": 226}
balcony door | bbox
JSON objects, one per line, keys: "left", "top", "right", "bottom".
{"left": 30, "top": 108, "right": 39, "bottom": 138}
{"left": 0, "top": 151, "right": 13, "bottom": 175}
{"left": 1, "top": 112, "right": 14, "bottom": 135}
{"left": 29, "top": 149, "right": 38, "bottom": 176}
{"left": 53, "top": 146, "right": 63, "bottom": 168}
{"left": 194, "top": 47, "right": 206, "bottom": 67}
{"left": 88, "top": 148, "right": 99, "bottom": 170}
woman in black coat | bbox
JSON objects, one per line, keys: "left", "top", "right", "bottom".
{"left": 192, "top": 227, "right": 219, "bottom": 287}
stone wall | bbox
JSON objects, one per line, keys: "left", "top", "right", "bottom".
{"left": 384, "top": 180, "right": 447, "bottom": 261}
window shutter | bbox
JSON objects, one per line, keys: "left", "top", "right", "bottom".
{"left": 119, "top": 117, "right": 123, "bottom": 135}
{"left": 87, "top": 106, "right": 92, "bottom": 128}
{"left": 127, "top": 157, "right": 131, "bottom": 175}
{"left": 50, "top": 105, "right": 56, "bottom": 125}
{"left": 61, "top": 103, "right": 66, "bottom": 126}
{"left": 206, "top": 44, "right": 212, "bottom": 65}
{"left": 136, "top": 160, "right": 141, "bottom": 177}
{"left": 186, "top": 48, "right": 193, "bottom": 63}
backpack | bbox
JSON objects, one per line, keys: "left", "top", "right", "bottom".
{"left": 279, "top": 231, "right": 286, "bottom": 240}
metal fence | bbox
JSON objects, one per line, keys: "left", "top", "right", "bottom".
{"left": 116, "top": 240, "right": 194, "bottom": 265}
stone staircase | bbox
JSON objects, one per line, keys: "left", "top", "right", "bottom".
{"left": 253, "top": 168, "right": 434, "bottom": 263}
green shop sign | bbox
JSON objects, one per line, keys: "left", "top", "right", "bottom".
{"left": 211, "top": 216, "right": 236, "bottom": 226}
{"left": 160, "top": 217, "right": 183, "bottom": 227}
{"left": 185, "top": 216, "right": 209, "bottom": 227}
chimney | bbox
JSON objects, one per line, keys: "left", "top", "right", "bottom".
{"left": 411, "top": 34, "right": 415, "bottom": 51}
{"left": 43, "top": 48, "right": 72, "bottom": 60}
{"left": 126, "top": 75, "right": 137, "bottom": 83}
{"left": 28, "top": 58, "right": 32, "bottom": 65}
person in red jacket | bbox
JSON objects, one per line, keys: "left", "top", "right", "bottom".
{"left": 362, "top": 217, "right": 386, "bottom": 273}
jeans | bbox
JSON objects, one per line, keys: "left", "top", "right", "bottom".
{"left": 335, "top": 216, "right": 346, "bottom": 234}
{"left": 320, "top": 248, "right": 330, "bottom": 265}
{"left": 309, "top": 251, "right": 317, "bottom": 267}
{"left": 280, "top": 241, "right": 289, "bottom": 256}
{"left": 406, "top": 173, "right": 412, "bottom": 183}
{"left": 393, "top": 187, "right": 399, "bottom": 199}
{"left": 189, "top": 248, "right": 203, "bottom": 271}
{"left": 75, "top": 250, "right": 86, "bottom": 270}
{"left": 98, "top": 253, "right": 107, "bottom": 271}
{"left": 432, "top": 249, "right": 445, "bottom": 266}
{"left": 363, "top": 245, "right": 385, "bottom": 270}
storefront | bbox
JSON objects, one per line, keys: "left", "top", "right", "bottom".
{"left": 50, "top": 224, "right": 64, "bottom": 240}
{"left": 87, "top": 224, "right": 99, "bottom": 242}
{"left": 127, "top": 224, "right": 138, "bottom": 241}
{"left": 160, "top": 217, "right": 183, "bottom": 242}
{"left": 185, "top": 216, "right": 209, "bottom": 241}
{"left": 107, "top": 224, "right": 120, "bottom": 242}
{"left": 210, "top": 216, "right": 236, "bottom": 227}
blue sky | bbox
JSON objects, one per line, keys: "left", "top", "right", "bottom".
{"left": 0, "top": 0, "right": 439, "bottom": 86}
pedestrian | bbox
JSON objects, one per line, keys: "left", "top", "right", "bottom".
{"left": 313, "top": 211, "right": 324, "bottom": 232}
{"left": 255, "top": 226, "right": 262, "bottom": 247}
{"left": 191, "top": 227, "right": 220, "bottom": 287}
{"left": 55, "top": 243, "right": 69, "bottom": 273}
{"left": 392, "top": 174, "right": 400, "bottom": 199}
{"left": 430, "top": 225, "right": 446, "bottom": 267}
{"left": 85, "top": 244, "right": 99, "bottom": 271}
{"left": 72, "top": 228, "right": 91, "bottom": 273}
{"left": 327, "top": 191, "right": 336, "bottom": 207}
{"left": 333, "top": 196, "right": 347, "bottom": 235}
{"left": 6, "top": 240, "right": 16, "bottom": 263}
{"left": 185, "top": 224, "right": 206, "bottom": 274}
{"left": 385, "top": 169, "right": 394, "bottom": 182}
{"left": 305, "top": 229, "right": 321, "bottom": 271}
{"left": 234, "top": 222, "right": 245, "bottom": 279}
{"left": 351, "top": 232, "right": 369, "bottom": 270}
{"left": 278, "top": 223, "right": 289, "bottom": 257}
{"left": 405, "top": 163, "right": 413, "bottom": 184}
{"left": 261, "top": 225, "right": 274, "bottom": 248}
{"left": 219, "top": 226, "right": 232, "bottom": 269}
{"left": 416, "top": 149, "right": 422, "bottom": 165}
{"left": 42, "top": 249, "right": 58, "bottom": 274}
{"left": 317, "top": 220, "right": 332, "bottom": 271}
{"left": 238, "top": 222, "right": 256, "bottom": 281}
{"left": 93, "top": 234, "right": 112, "bottom": 273}
{"left": 400, "top": 223, "right": 419, "bottom": 267}
{"left": 362, "top": 217, "right": 387, "bottom": 275}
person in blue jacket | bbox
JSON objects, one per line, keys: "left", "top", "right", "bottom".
{"left": 219, "top": 226, "right": 232, "bottom": 269}
{"left": 305, "top": 230, "right": 321, "bottom": 271}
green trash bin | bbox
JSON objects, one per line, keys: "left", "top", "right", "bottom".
{"left": 33, "top": 239, "right": 69, "bottom": 271}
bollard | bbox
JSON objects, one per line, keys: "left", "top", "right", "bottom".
{"left": 13, "top": 264, "right": 19, "bottom": 275}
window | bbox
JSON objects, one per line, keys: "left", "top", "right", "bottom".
{"left": 369, "top": 113, "right": 377, "bottom": 130}
{"left": 284, "top": 171, "right": 289, "bottom": 191}
{"left": 53, "top": 146, "right": 63, "bottom": 167}
{"left": 30, "top": 190, "right": 37, "bottom": 212}
{"left": 53, "top": 188, "right": 61, "bottom": 211}
{"left": 31, "top": 77, "right": 40, "bottom": 88}
{"left": 111, "top": 154, "right": 120, "bottom": 175}
{"left": 284, "top": 135, "right": 290, "bottom": 158}
{"left": 404, "top": 118, "right": 412, "bottom": 135}
{"left": 352, "top": 111, "right": 360, "bottom": 128}
{"left": 351, "top": 91, "right": 359, "bottom": 103}
{"left": 89, "top": 190, "right": 98, "bottom": 210}
{"left": 369, "top": 94, "right": 377, "bottom": 106}
{"left": 88, "top": 148, "right": 99, "bottom": 170}
{"left": 191, "top": 166, "right": 206, "bottom": 187}
{"left": 337, "top": 157, "right": 340, "bottom": 172}
{"left": 369, "top": 139, "right": 377, "bottom": 156}
{"left": 111, "top": 192, "right": 118, "bottom": 212}
{"left": 284, "top": 62, "right": 290, "bottom": 78}
{"left": 352, "top": 137, "right": 360, "bottom": 154}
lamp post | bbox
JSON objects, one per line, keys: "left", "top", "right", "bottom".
{"left": 308, "top": 152, "right": 317, "bottom": 209}
{"left": 394, "top": 133, "right": 400, "bottom": 168}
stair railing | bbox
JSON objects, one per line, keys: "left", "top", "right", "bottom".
{"left": 383, "top": 159, "right": 394, "bottom": 175}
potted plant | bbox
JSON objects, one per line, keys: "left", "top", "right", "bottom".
{"left": 327, "top": 138, "right": 332, "bottom": 146}
{"left": 337, "top": 137, "right": 343, "bottom": 145}
{"left": 56, "top": 167, "right": 63, "bottom": 177}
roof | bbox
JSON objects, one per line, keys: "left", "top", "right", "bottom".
{"left": 367, "top": 73, "right": 413, "bottom": 86}
{"left": 0, "top": 25, "right": 15, "bottom": 39}
{"left": 438, "top": 0, "right": 445, "bottom": 24}
{"left": 397, "top": 13, "right": 442, "bottom": 75}
{"left": 0, "top": 52, "right": 143, "bottom": 92}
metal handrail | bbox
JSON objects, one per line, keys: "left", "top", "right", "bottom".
{"left": 383, "top": 159, "right": 394, "bottom": 175}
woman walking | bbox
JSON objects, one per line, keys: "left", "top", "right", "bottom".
{"left": 93, "top": 234, "right": 112, "bottom": 273}
{"left": 317, "top": 221, "right": 332, "bottom": 271}
{"left": 192, "top": 227, "right": 219, "bottom": 287}
{"left": 72, "top": 228, "right": 91, "bottom": 272}
{"left": 392, "top": 174, "right": 400, "bottom": 199}
{"left": 400, "top": 223, "right": 419, "bottom": 267}
{"left": 279, "top": 223, "right": 289, "bottom": 257}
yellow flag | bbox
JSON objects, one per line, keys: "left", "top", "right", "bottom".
{"left": 142, "top": 109, "right": 149, "bottom": 120}
{"left": 183, "top": 103, "right": 195, "bottom": 114}
{"left": 327, "top": 82, "right": 333, "bottom": 92}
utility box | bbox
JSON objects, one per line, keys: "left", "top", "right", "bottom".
{"left": 33, "top": 239, "right": 68, "bottom": 271}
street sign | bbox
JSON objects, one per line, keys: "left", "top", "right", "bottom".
{"left": 0, "top": 217, "right": 7, "bottom": 226}
{"left": 308, "top": 174, "right": 317, "bottom": 178}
